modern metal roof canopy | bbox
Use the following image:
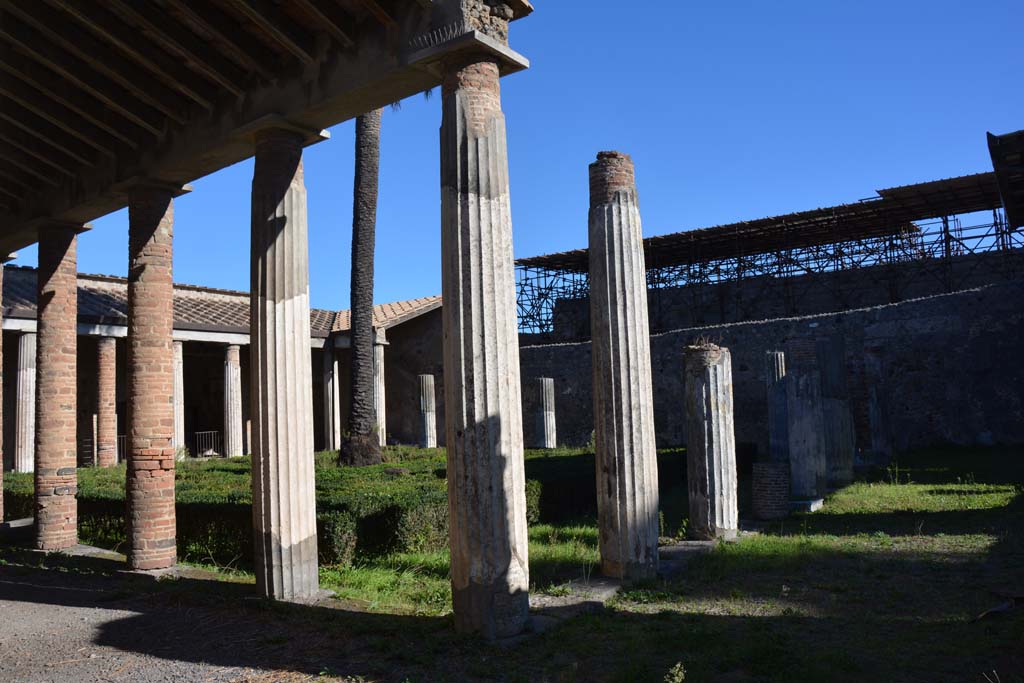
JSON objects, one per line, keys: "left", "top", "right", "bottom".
{"left": 988, "top": 129, "right": 1024, "bottom": 229}
{"left": 516, "top": 172, "right": 1005, "bottom": 274}
{"left": 0, "top": 0, "right": 532, "bottom": 252}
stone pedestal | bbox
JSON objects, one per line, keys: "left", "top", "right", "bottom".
{"left": 96, "top": 337, "right": 118, "bottom": 467}
{"left": 588, "top": 151, "right": 659, "bottom": 579}
{"left": 683, "top": 344, "right": 739, "bottom": 540}
{"left": 172, "top": 340, "right": 185, "bottom": 456}
{"left": 373, "top": 340, "right": 386, "bottom": 447}
{"left": 785, "top": 338, "right": 827, "bottom": 501}
{"left": 34, "top": 224, "right": 80, "bottom": 551}
{"left": 14, "top": 331, "right": 36, "bottom": 473}
{"left": 752, "top": 462, "right": 790, "bottom": 521}
{"left": 126, "top": 186, "right": 177, "bottom": 570}
{"left": 418, "top": 374, "right": 437, "bottom": 448}
{"left": 532, "top": 377, "right": 557, "bottom": 449}
{"left": 322, "top": 348, "right": 341, "bottom": 451}
{"left": 817, "top": 337, "right": 855, "bottom": 488}
{"left": 441, "top": 58, "right": 529, "bottom": 639}
{"left": 765, "top": 350, "right": 788, "bottom": 464}
{"left": 223, "top": 345, "right": 243, "bottom": 457}
{"left": 250, "top": 126, "right": 319, "bottom": 600}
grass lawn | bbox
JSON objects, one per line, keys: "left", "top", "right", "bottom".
{"left": 3, "top": 446, "right": 1022, "bottom": 682}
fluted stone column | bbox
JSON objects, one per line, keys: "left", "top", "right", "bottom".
{"left": 765, "top": 351, "right": 788, "bottom": 463}
{"left": 441, "top": 57, "right": 529, "bottom": 638}
{"left": 250, "top": 126, "right": 319, "bottom": 600}
{"left": 126, "top": 185, "right": 178, "bottom": 570}
{"left": 14, "top": 331, "right": 36, "bottom": 473}
{"left": 223, "top": 345, "right": 243, "bottom": 457}
{"left": 418, "top": 374, "right": 437, "bottom": 448}
{"left": 0, "top": 258, "right": 9, "bottom": 521}
{"left": 533, "top": 377, "right": 557, "bottom": 449}
{"left": 96, "top": 337, "right": 118, "bottom": 467}
{"left": 35, "top": 223, "right": 81, "bottom": 551}
{"left": 373, "top": 339, "right": 386, "bottom": 447}
{"left": 817, "top": 337, "right": 855, "bottom": 488}
{"left": 684, "top": 344, "right": 739, "bottom": 540}
{"left": 321, "top": 347, "right": 341, "bottom": 451}
{"left": 172, "top": 340, "right": 185, "bottom": 456}
{"left": 786, "top": 338, "right": 827, "bottom": 501}
{"left": 588, "top": 151, "right": 659, "bottom": 580}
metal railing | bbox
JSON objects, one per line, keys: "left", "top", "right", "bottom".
{"left": 193, "top": 431, "right": 222, "bottom": 457}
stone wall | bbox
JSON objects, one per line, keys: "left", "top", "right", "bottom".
{"left": 521, "top": 278, "right": 1024, "bottom": 455}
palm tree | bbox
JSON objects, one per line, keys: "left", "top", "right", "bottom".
{"left": 340, "top": 108, "right": 384, "bottom": 466}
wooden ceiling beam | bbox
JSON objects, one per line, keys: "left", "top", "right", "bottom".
{"left": 359, "top": 0, "right": 398, "bottom": 28}
{"left": 292, "top": 0, "right": 357, "bottom": 48}
{"left": 0, "top": 181, "right": 20, "bottom": 202}
{"left": 0, "top": 164, "right": 34, "bottom": 193}
{"left": 0, "top": 123, "right": 84, "bottom": 176}
{"left": 0, "top": 100, "right": 101, "bottom": 167}
{"left": 162, "top": 0, "right": 276, "bottom": 81}
{"left": 0, "top": 146, "right": 65, "bottom": 187}
{"left": 0, "top": 21, "right": 167, "bottom": 137}
{"left": 1, "top": 3, "right": 191, "bottom": 123}
{"left": 224, "top": 0, "right": 318, "bottom": 65}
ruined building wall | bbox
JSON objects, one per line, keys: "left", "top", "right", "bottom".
{"left": 521, "top": 278, "right": 1024, "bottom": 454}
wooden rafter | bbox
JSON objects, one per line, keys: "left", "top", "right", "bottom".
{"left": 224, "top": 0, "right": 318, "bottom": 65}
{"left": 292, "top": 0, "right": 357, "bottom": 48}
{"left": 162, "top": 0, "right": 276, "bottom": 80}
{"left": 0, "top": 101, "right": 100, "bottom": 166}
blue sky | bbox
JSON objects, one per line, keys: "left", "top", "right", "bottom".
{"left": 15, "top": 0, "right": 1023, "bottom": 311}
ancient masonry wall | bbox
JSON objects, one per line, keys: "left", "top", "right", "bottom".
{"left": 519, "top": 278, "right": 1024, "bottom": 454}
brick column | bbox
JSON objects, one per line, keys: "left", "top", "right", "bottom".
{"left": 250, "top": 126, "right": 319, "bottom": 600}
{"left": 588, "top": 151, "right": 659, "bottom": 580}
{"left": 34, "top": 223, "right": 81, "bottom": 551}
{"left": 96, "top": 337, "right": 118, "bottom": 467}
{"left": 223, "top": 344, "right": 243, "bottom": 457}
{"left": 172, "top": 340, "right": 185, "bottom": 455}
{"left": 126, "top": 185, "right": 177, "bottom": 570}
{"left": 14, "top": 331, "right": 36, "bottom": 473}
{"left": 441, "top": 57, "right": 529, "bottom": 638}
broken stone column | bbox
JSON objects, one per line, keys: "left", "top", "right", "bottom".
{"left": 321, "top": 347, "right": 341, "bottom": 451}
{"left": 785, "top": 338, "right": 827, "bottom": 501}
{"left": 126, "top": 185, "right": 178, "bottom": 570}
{"left": 418, "top": 374, "right": 437, "bottom": 449}
{"left": 588, "top": 151, "right": 659, "bottom": 579}
{"left": 441, "top": 58, "right": 529, "bottom": 638}
{"left": 532, "top": 377, "right": 557, "bottom": 449}
{"left": 14, "top": 331, "right": 36, "bottom": 473}
{"left": 683, "top": 344, "right": 739, "bottom": 540}
{"left": 172, "top": 340, "right": 185, "bottom": 456}
{"left": 96, "top": 337, "right": 118, "bottom": 467}
{"left": 765, "top": 351, "right": 788, "bottom": 463}
{"left": 817, "top": 336, "right": 855, "bottom": 488}
{"left": 373, "top": 337, "right": 386, "bottom": 447}
{"left": 35, "top": 223, "right": 81, "bottom": 551}
{"left": 223, "top": 345, "right": 243, "bottom": 457}
{"left": 250, "top": 126, "right": 319, "bottom": 600}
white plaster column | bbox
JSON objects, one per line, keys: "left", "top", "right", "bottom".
{"left": 533, "top": 377, "right": 557, "bottom": 449}
{"left": 14, "top": 331, "right": 36, "bottom": 473}
{"left": 765, "top": 350, "right": 788, "bottom": 463}
{"left": 223, "top": 344, "right": 243, "bottom": 457}
{"left": 172, "top": 340, "right": 185, "bottom": 455}
{"left": 321, "top": 347, "right": 341, "bottom": 451}
{"left": 418, "top": 374, "right": 437, "bottom": 449}
{"left": 249, "top": 125, "right": 319, "bottom": 601}
{"left": 441, "top": 58, "right": 529, "bottom": 639}
{"left": 684, "top": 344, "right": 739, "bottom": 540}
{"left": 588, "top": 151, "right": 659, "bottom": 580}
{"left": 373, "top": 335, "right": 386, "bottom": 447}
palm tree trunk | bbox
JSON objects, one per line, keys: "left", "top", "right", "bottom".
{"left": 341, "top": 108, "right": 383, "bottom": 466}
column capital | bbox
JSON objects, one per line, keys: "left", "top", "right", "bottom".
{"left": 234, "top": 114, "right": 329, "bottom": 149}
{"left": 112, "top": 177, "right": 192, "bottom": 199}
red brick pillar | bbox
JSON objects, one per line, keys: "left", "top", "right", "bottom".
{"left": 126, "top": 185, "right": 177, "bottom": 570}
{"left": 96, "top": 337, "right": 117, "bottom": 467}
{"left": 34, "top": 224, "right": 80, "bottom": 550}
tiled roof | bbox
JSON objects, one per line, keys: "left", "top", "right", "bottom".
{"left": 2, "top": 266, "right": 438, "bottom": 337}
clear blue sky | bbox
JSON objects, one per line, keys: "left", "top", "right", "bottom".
{"left": 14, "top": 0, "right": 1023, "bottom": 311}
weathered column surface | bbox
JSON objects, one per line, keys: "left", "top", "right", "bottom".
{"left": 0, "top": 260, "right": 7, "bottom": 521}
{"left": 418, "top": 374, "right": 437, "bottom": 449}
{"left": 373, "top": 339, "right": 386, "bottom": 447}
{"left": 785, "top": 338, "right": 827, "bottom": 500}
{"left": 96, "top": 337, "right": 118, "bottom": 467}
{"left": 126, "top": 186, "right": 177, "bottom": 570}
{"left": 588, "top": 151, "right": 659, "bottom": 580}
{"left": 172, "top": 340, "right": 185, "bottom": 455}
{"left": 14, "top": 331, "right": 36, "bottom": 473}
{"left": 684, "top": 344, "right": 739, "bottom": 540}
{"left": 322, "top": 348, "right": 341, "bottom": 451}
{"left": 223, "top": 345, "right": 243, "bottom": 457}
{"left": 34, "top": 224, "right": 80, "bottom": 551}
{"left": 817, "top": 337, "right": 855, "bottom": 488}
{"left": 533, "top": 377, "right": 557, "bottom": 449}
{"left": 250, "top": 127, "right": 319, "bottom": 600}
{"left": 441, "top": 57, "right": 529, "bottom": 639}
{"left": 765, "top": 351, "right": 788, "bottom": 463}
